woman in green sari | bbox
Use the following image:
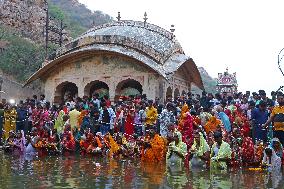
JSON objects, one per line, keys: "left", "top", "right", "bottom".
{"left": 54, "top": 110, "right": 65, "bottom": 135}
{"left": 210, "top": 131, "right": 232, "bottom": 170}
{"left": 189, "top": 131, "right": 210, "bottom": 169}
{"left": 166, "top": 130, "right": 188, "bottom": 189}
{"left": 166, "top": 130, "right": 188, "bottom": 166}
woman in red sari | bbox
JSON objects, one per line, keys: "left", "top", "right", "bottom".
{"left": 181, "top": 112, "right": 194, "bottom": 148}
{"left": 124, "top": 108, "right": 135, "bottom": 139}
{"left": 62, "top": 131, "right": 75, "bottom": 154}
{"left": 241, "top": 127, "right": 255, "bottom": 166}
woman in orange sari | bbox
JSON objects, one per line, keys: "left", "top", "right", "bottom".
{"left": 141, "top": 130, "right": 165, "bottom": 162}
{"left": 178, "top": 103, "right": 189, "bottom": 131}
{"left": 204, "top": 116, "right": 221, "bottom": 134}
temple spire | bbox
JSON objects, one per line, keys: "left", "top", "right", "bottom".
{"left": 116, "top": 12, "right": 121, "bottom": 21}
{"left": 143, "top": 12, "right": 148, "bottom": 26}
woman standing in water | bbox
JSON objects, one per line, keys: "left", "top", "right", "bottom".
{"left": 210, "top": 131, "right": 232, "bottom": 170}
{"left": 189, "top": 131, "right": 210, "bottom": 169}
{"left": 262, "top": 147, "right": 281, "bottom": 172}
{"left": 270, "top": 138, "right": 283, "bottom": 159}
{"left": 166, "top": 130, "right": 187, "bottom": 167}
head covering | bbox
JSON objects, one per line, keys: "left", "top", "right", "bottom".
{"left": 270, "top": 138, "right": 283, "bottom": 158}
{"left": 174, "top": 130, "right": 183, "bottom": 142}
{"left": 218, "top": 112, "right": 231, "bottom": 132}
{"left": 262, "top": 147, "right": 282, "bottom": 171}
{"left": 191, "top": 132, "right": 210, "bottom": 157}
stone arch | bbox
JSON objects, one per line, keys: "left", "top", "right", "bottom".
{"left": 54, "top": 81, "right": 78, "bottom": 105}
{"left": 174, "top": 88, "right": 180, "bottom": 99}
{"left": 115, "top": 78, "right": 142, "bottom": 100}
{"left": 84, "top": 80, "right": 109, "bottom": 98}
{"left": 166, "top": 86, "right": 173, "bottom": 99}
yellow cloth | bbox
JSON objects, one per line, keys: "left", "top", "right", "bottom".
{"left": 145, "top": 107, "right": 158, "bottom": 126}
{"left": 271, "top": 106, "right": 284, "bottom": 131}
{"left": 3, "top": 109, "right": 17, "bottom": 140}
{"left": 69, "top": 109, "right": 80, "bottom": 130}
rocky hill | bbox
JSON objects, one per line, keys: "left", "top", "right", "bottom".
{"left": 0, "top": 0, "right": 112, "bottom": 102}
{"left": 192, "top": 67, "right": 217, "bottom": 94}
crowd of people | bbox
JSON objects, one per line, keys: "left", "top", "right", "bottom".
{"left": 0, "top": 90, "right": 284, "bottom": 172}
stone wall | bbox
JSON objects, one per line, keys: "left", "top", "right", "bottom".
{"left": 43, "top": 53, "right": 161, "bottom": 104}
{"left": 0, "top": 76, "right": 41, "bottom": 103}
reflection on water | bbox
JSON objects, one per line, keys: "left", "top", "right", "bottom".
{"left": 0, "top": 151, "right": 283, "bottom": 189}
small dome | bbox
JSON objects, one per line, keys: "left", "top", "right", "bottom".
{"left": 55, "top": 20, "right": 184, "bottom": 64}
{"left": 26, "top": 20, "right": 204, "bottom": 90}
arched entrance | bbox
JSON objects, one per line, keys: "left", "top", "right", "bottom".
{"left": 84, "top": 81, "right": 109, "bottom": 98}
{"left": 115, "top": 79, "right": 142, "bottom": 100}
{"left": 54, "top": 81, "right": 78, "bottom": 104}
{"left": 174, "top": 88, "right": 180, "bottom": 99}
{"left": 166, "top": 87, "right": 173, "bottom": 99}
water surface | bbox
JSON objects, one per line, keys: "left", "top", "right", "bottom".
{"left": 0, "top": 151, "right": 283, "bottom": 189}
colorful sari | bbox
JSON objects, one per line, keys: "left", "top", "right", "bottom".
{"left": 54, "top": 110, "right": 65, "bottom": 134}
{"left": 242, "top": 136, "right": 255, "bottom": 165}
{"left": 142, "top": 134, "right": 165, "bottom": 162}
{"left": 3, "top": 108, "right": 17, "bottom": 140}
{"left": 180, "top": 112, "right": 194, "bottom": 146}
{"left": 178, "top": 103, "right": 189, "bottom": 130}
{"left": 166, "top": 131, "right": 187, "bottom": 167}
{"left": 190, "top": 132, "right": 210, "bottom": 168}
{"left": 210, "top": 141, "right": 232, "bottom": 170}
{"left": 124, "top": 111, "right": 135, "bottom": 139}
{"left": 204, "top": 116, "right": 221, "bottom": 134}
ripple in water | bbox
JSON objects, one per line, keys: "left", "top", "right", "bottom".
{"left": 0, "top": 151, "right": 284, "bottom": 189}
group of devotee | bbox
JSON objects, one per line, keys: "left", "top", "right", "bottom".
{"left": 1, "top": 90, "right": 284, "bottom": 172}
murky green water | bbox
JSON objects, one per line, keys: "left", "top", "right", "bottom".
{"left": 0, "top": 151, "right": 283, "bottom": 189}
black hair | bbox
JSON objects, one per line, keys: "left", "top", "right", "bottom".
{"left": 265, "top": 147, "right": 272, "bottom": 156}
{"left": 213, "top": 131, "right": 222, "bottom": 138}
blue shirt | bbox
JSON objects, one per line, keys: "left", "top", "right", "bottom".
{"left": 251, "top": 108, "right": 269, "bottom": 126}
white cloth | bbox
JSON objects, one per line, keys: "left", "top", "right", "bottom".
{"left": 262, "top": 148, "right": 282, "bottom": 172}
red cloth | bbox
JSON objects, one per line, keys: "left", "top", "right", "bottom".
{"left": 125, "top": 113, "right": 134, "bottom": 138}
{"left": 181, "top": 113, "right": 193, "bottom": 147}
{"left": 105, "top": 99, "right": 111, "bottom": 108}
{"left": 242, "top": 136, "right": 255, "bottom": 163}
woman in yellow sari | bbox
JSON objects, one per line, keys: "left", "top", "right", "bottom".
{"left": 3, "top": 106, "right": 17, "bottom": 140}
{"left": 54, "top": 110, "right": 65, "bottom": 135}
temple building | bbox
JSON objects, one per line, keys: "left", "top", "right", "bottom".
{"left": 25, "top": 19, "right": 204, "bottom": 104}
{"left": 216, "top": 68, "right": 238, "bottom": 95}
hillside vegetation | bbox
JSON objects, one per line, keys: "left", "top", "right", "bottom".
{"left": 0, "top": 0, "right": 112, "bottom": 82}
{"left": 0, "top": 26, "right": 45, "bottom": 81}
{"left": 48, "top": 0, "right": 112, "bottom": 38}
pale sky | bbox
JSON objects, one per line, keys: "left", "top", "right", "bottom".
{"left": 78, "top": 0, "right": 284, "bottom": 94}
